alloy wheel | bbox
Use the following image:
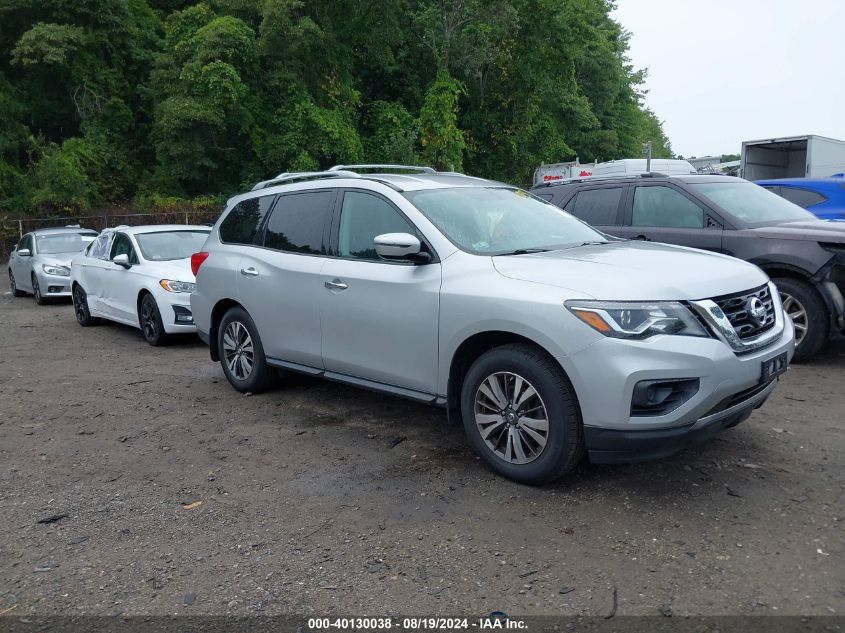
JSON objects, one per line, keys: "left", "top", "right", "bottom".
{"left": 780, "top": 291, "right": 808, "bottom": 347}
{"left": 222, "top": 321, "right": 255, "bottom": 381}
{"left": 474, "top": 371, "right": 549, "bottom": 465}
{"left": 73, "top": 287, "right": 88, "bottom": 323}
{"left": 9, "top": 271, "right": 16, "bottom": 293}
{"left": 32, "top": 276, "right": 41, "bottom": 302}
{"left": 141, "top": 299, "right": 158, "bottom": 341}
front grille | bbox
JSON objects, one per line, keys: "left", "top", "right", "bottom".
{"left": 712, "top": 285, "right": 776, "bottom": 339}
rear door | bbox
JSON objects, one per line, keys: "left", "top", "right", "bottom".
{"left": 77, "top": 232, "right": 114, "bottom": 315}
{"left": 319, "top": 189, "right": 441, "bottom": 395}
{"left": 560, "top": 185, "right": 627, "bottom": 235}
{"left": 236, "top": 189, "right": 335, "bottom": 368}
{"left": 615, "top": 183, "right": 724, "bottom": 252}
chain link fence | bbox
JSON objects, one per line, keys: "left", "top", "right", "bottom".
{"left": 1, "top": 210, "right": 221, "bottom": 261}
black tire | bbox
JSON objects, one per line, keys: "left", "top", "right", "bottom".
{"left": 217, "top": 306, "right": 275, "bottom": 393}
{"left": 9, "top": 270, "right": 25, "bottom": 297}
{"left": 139, "top": 294, "right": 169, "bottom": 346}
{"left": 72, "top": 284, "right": 100, "bottom": 326}
{"left": 460, "top": 343, "right": 584, "bottom": 485}
{"left": 32, "top": 274, "right": 46, "bottom": 305}
{"left": 773, "top": 277, "right": 827, "bottom": 362}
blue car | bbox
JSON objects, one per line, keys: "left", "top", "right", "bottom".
{"left": 755, "top": 177, "right": 845, "bottom": 220}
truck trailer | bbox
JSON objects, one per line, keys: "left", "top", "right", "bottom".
{"left": 740, "top": 135, "right": 845, "bottom": 180}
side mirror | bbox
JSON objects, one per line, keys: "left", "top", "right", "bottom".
{"left": 17, "top": 248, "right": 31, "bottom": 257}
{"left": 374, "top": 233, "right": 430, "bottom": 263}
{"left": 113, "top": 253, "right": 131, "bottom": 269}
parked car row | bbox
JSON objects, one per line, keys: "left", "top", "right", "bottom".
{"left": 9, "top": 163, "right": 844, "bottom": 484}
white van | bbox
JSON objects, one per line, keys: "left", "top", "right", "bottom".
{"left": 589, "top": 158, "right": 697, "bottom": 178}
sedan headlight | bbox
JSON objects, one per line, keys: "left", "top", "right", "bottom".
{"left": 159, "top": 279, "right": 196, "bottom": 293}
{"left": 565, "top": 300, "right": 709, "bottom": 339}
{"left": 42, "top": 264, "right": 70, "bottom": 276}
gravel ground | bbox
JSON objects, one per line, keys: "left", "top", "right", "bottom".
{"left": 0, "top": 294, "right": 844, "bottom": 618}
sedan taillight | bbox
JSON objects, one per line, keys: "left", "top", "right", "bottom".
{"left": 191, "top": 251, "right": 209, "bottom": 276}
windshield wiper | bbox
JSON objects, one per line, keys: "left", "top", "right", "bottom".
{"left": 494, "top": 248, "right": 551, "bottom": 256}
{"left": 577, "top": 241, "right": 612, "bottom": 246}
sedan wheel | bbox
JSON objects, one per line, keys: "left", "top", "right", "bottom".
{"left": 140, "top": 294, "right": 168, "bottom": 346}
{"left": 31, "top": 274, "right": 46, "bottom": 305}
{"left": 72, "top": 285, "right": 100, "bottom": 326}
{"left": 474, "top": 371, "right": 549, "bottom": 465}
{"left": 9, "top": 270, "right": 25, "bottom": 297}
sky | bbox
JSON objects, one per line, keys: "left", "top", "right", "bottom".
{"left": 611, "top": 0, "right": 845, "bottom": 158}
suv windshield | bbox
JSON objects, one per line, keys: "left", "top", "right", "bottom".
{"left": 403, "top": 187, "right": 605, "bottom": 254}
{"left": 690, "top": 181, "right": 816, "bottom": 225}
{"left": 36, "top": 232, "right": 97, "bottom": 254}
{"left": 135, "top": 230, "right": 210, "bottom": 261}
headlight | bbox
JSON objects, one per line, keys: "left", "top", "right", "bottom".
{"left": 565, "top": 300, "right": 709, "bottom": 339}
{"left": 42, "top": 264, "right": 70, "bottom": 276}
{"left": 159, "top": 279, "right": 196, "bottom": 293}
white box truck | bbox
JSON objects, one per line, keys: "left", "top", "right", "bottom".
{"left": 740, "top": 135, "right": 845, "bottom": 180}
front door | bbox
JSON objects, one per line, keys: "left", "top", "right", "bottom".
{"left": 615, "top": 184, "right": 724, "bottom": 252}
{"left": 320, "top": 190, "right": 441, "bottom": 395}
{"left": 106, "top": 232, "right": 141, "bottom": 323}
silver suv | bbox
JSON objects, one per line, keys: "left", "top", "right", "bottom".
{"left": 190, "top": 165, "right": 795, "bottom": 484}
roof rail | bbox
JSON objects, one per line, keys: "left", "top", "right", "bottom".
{"left": 328, "top": 164, "right": 436, "bottom": 174}
{"left": 251, "top": 170, "right": 361, "bottom": 191}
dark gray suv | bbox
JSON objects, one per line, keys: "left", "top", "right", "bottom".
{"left": 532, "top": 174, "right": 845, "bottom": 360}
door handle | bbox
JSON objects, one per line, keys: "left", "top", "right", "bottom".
{"left": 240, "top": 267, "right": 259, "bottom": 277}
{"left": 324, "top": 279, "right": 348, "bottom": 291}
{"left": 634, "top": 234, "right": 651, "bottom": 241}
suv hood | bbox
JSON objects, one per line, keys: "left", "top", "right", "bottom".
{"left": 745, "top": 220, "right": 845, "bottom": 243}
{"left": 492, "top": 241, "right": 767, "bottom": 300}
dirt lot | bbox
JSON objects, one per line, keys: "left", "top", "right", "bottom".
{"left": 1, "top": 294, "right": 844, "bottom": 618}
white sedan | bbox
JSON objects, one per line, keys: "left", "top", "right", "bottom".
{"left": 70, "top": 225, "right": 211, "bottom": 345}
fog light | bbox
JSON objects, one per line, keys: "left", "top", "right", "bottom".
{"left": 631, "top": 378, "right": 700, "bottom": 417}
{"left": 172, "top": 305, "right": 194, "bottom": 324}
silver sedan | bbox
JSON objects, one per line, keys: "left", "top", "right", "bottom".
{"left": 7, "top": 228, "right": 98, "bottom": 304}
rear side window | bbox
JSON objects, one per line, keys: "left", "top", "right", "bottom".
{"left": 263, "top": 191, "right": 334, "bottom": 254}
{"left": 220, "top": 195, "right": 275, "bottom": 244}
{"left": 569, "top": 187, "right": 623, "bottom": 225}
{"left": 778, "top": 186, "right": 827, "bottom": 208}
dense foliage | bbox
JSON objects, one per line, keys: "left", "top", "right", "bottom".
{"left": 0, "top": 0, "right": 672, "bottom": 215}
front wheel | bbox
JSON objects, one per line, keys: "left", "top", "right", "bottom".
{"left": 217, "top": 306, "right": 275, "bottom": 393}
{"left": 32, "top": 274, "right": 46, "bottom": 305}
{"left": 9, "top": 270, "right": 25, "bottom": 297}
{"left": 773, "top": 277, "right": 827, "bottom": 362}
{"left": 140, "top": 294, "right": 168, "bottom": 346}
{"left": 72, "top": 285, "right": 100, "bottom": 326}
{"left": 460, "top": 343, "right": 584, "bottom": 485}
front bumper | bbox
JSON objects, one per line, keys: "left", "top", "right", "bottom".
{"left": 560, "top": 306, "right": 794, "bottom": 463}
{"left": 156, "top": 293, "right": 197, "bottom": 334}
{"left": 35, "top": 271, "right": 72, "bottom": 297}
{"left": 585, "top": 377, "right": 777, "bottom": 463}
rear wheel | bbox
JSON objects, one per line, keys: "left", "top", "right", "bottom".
{"left": 217, "top": 306, "right": 275, "bottom": 393}
{"left": 460, "top": 343, "right": 584, "bottom": 485}
{"left": 9, "top": 270, "right": 25, "bottom": 297}
{"left": 140, "top": 294, "right": 168, "bottom": 346}
{"left": 32, "top": 274, "right": 46, "bottom": 305}
{"left": 773, "top": 277, "right": 827, "bottom": 362}
{"left": 72, "top": 285, "right": 100, "bottom": 326}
